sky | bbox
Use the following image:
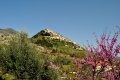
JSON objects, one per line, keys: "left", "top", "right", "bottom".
{"left": 0, "top": 0, "right": 120, "bottom": 46}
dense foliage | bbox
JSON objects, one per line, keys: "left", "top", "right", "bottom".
{"left": 0, "top": 32, "right": 58, "bottom": 80}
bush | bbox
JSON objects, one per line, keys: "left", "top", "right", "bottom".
{"left": 54, "top": 56, "right": 71, "bottom": 65}
{"left": 32, "top": 36, "right": 54, "bottom": 47}
{"left": 0, "top": 32, "right": 58, "bottom": 80}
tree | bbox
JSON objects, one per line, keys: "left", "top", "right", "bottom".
{"left": 0, "top": 32, "right": 58, "bottom": 80}
{"left": 73, "top": 27, "right": 120, "bottom": 80}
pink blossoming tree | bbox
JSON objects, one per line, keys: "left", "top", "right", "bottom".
{"left": 73, "top": 27, "right": 120, "bottom": 80}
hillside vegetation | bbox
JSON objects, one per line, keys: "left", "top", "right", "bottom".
{"left": 1, "top": 28, "right": 120, "bottom": 80}
{"left": 31, "top": 29, "right": 85, "bottom": 57}
{"left": 0, "top": 28, "right": 85, "bottom": 80}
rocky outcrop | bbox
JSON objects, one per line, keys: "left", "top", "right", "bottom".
{"left": 41, "top": 29, "right": 73, "bottom": 42}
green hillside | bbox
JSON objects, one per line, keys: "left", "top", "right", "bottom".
{"left": 0, "top": 28, "right": 85, "bottom": 80}
{"left": 31, "top": 29, "right": 85, "bottom": 57}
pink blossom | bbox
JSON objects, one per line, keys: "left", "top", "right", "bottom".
{"left": 49, "top": 62, "right": 59, "bottom": 70}
{"left": 62, "top": 72, "right": 67, "bottom": 77}
{"left": 73, "top": 27, "right": 120, "bottom": 80}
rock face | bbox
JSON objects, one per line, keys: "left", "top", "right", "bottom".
{"left": 33, "top": 29, "right": 83, "bottom": 50}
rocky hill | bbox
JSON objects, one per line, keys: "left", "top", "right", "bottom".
{"left": 0, "top": 28, "right": 17, "bottom": 35}
{"left": 0, "top": 28, "right": 17, "bottom": 43}
{"left": 32, "top": 29, "right": 83, "bottom": 50}
{"left": 33, "top": 29, "right": 73, "bottom": 42}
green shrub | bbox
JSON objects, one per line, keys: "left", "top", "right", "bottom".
{"left": 0, "top": 32, "right": 58, "bottom": 80}
{"left": 54, "top": 56, "right": 71, "bottom": 66}
{"left": 32, "top": 36, "right": 53, "bottom": 47}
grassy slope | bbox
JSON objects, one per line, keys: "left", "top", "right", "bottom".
{"left": 31, "top": 35, "right": 85, "bottom": 78}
